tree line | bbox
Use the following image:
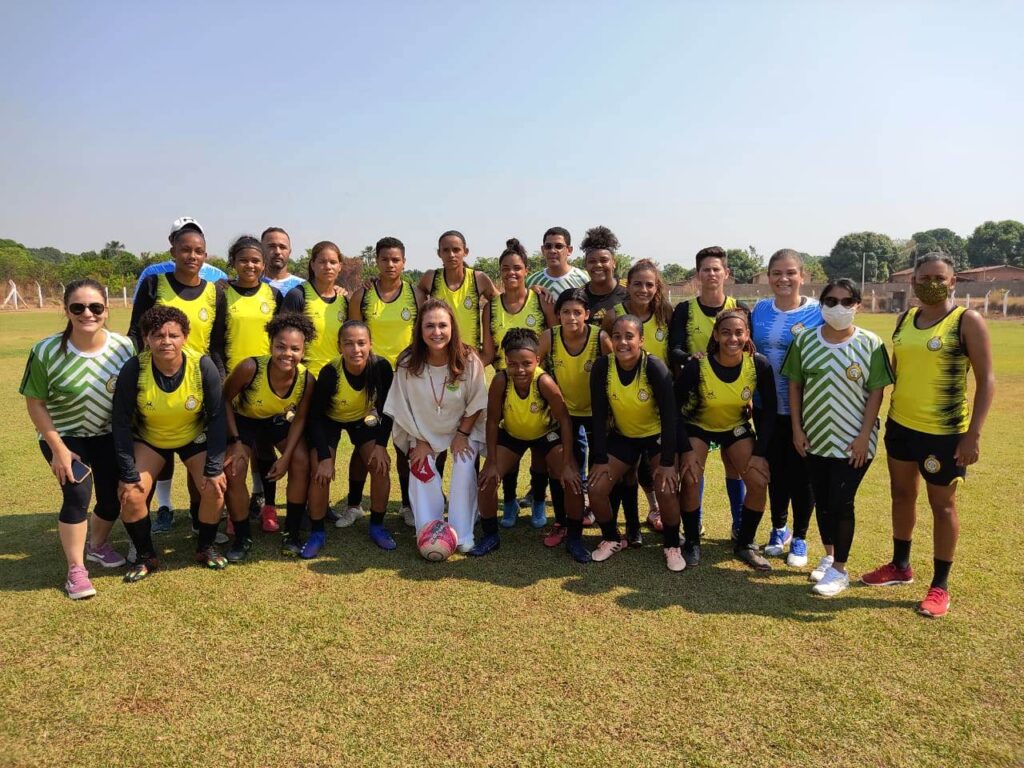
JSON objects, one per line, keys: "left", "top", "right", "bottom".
{"left": 2, "top": 220, "right": 1022, "bottom": 290}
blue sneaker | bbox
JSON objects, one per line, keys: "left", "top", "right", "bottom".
{"left": 368, "top": 524, "right": 397, "bottom": 551}
{"left": 786, "top": 537, "right": 809, "bottom": 567}
{"left": 300, "top": 531, "right": 326, "bottom": 559}
{"left": 566, "top": 538, "right": 592, "bottom": 563}
{"left": 764, "top": 526, "right": 791, "bottom": 557}
{"left": 530, "top": 499, "right": 548, "bottom": 529}
{"left": 500, "top": 500, "right": 518, "bottom": 528}
{"left": 468, "top": 532, "right": 501, "bottom": 557}
{"left": 152, "top": 506, "right": 174, "bottom": 534}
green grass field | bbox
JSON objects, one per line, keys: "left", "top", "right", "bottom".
{"left": 1, "top": 308, "right": 1022, "bottom": 768}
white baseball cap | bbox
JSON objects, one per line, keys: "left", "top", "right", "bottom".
{"left": 169, "top": 216, "right": 204, "bottom": 238}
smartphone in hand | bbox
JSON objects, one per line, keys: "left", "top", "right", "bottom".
{"left": 70, "top": 459, "right": 92, "bottom": 483}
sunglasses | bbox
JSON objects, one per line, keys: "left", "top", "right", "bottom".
{"left": 821, "top": 297, "right": 858, "bottom": 308}
{"left": 68, "top": 302, "right": 106, "bottom": 315}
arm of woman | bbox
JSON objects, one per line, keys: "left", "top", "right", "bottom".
{"left": 221, "top": 359, "right": 255, "bottom": 476}
{"left": 268, "top": 371, "right": 313, "bottom": 481}
{"left": 956, "top": 310, "right": 995, "bottom": 467}
{"left": 26, "top": 399, "right": 76, "bottom": 485}
{"left": 348, "top": 288, "right": 365, "bottom": 321}
{"left": 674, "top": 358, "right": 699, "bottom": 480}
{"left": 588, "top": 357, "right": 612, "bottom": 488}
{"left": 537, "top": 328, "right": 552, "bottom": 365}
{"left": 208, "top": 282, "right": 228, "bottom": 377}
{"left": 539, "top": 374, "right": 581, "bottom": 494}
{"left": 307, "top": 364, "right": 338, "bottom": 465}
{"left": 127, "top": 276, "right": 156, "bottom": 351}
{"left": 199, "top": 356, "right": 227, "bottom": 483}
{"left": 780, "top": 340, "right": 809, "bottom": 457}
{"left": 751, "top": 353, "right": 777, "bottom": 457}
{"left": 598, "top": 330, "right": 614, "bottom": 356}
{"left": 477, "top": 374, "right": 506, "bottom": 491}
{"left": 112, "top": 357, "right": 142, "bottom": 483}
{"left": 480, "top": 303, "right": 496, "bottom": 368}
{"left": 541, "top": 298, "right": 557, "bottom": 329}
{"left": 648, "top": 357, "right": 677, "bottom": 467}
{"left": 667, "top": 301, "right": 689, "bottom": 375}
{"left": 477, "top": 270, "right": 500, "bottom": 302}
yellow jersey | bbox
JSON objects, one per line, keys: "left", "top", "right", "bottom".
{"left": 682, "top": 353, "right": 756, "bottom": 432}
{"left": 685, "top": 296, "right": 738, "bottom": 356}
{"left": 224, "top": 282, "right": 276, "bottom": 373}
{"left": 550, "top": 325, "right": 601, "bottom": 417}
{"left": 233, "top": 355, "right": 306, "bottom": 422}
{"left": 889, "top": 306, "right": 971, "bottom": 435}
{"left": 134, "top": 348, "right": 205, "bottom": 448}
{"left": 616, "top": 302, "right": 668, "bottom": 361}
{"left": 361, "top": 280, "right": 417, "bottom": 367}
{"left": 155, "top": 274, "right": 217, "bottom": 356}
{"left": 431, "top": 267, "right": 481, "bottom": 349}
{"left": 302, "top": 282, "right": 347, "bottom": 377}
{"left": 607, "top": 353, "right": 661, "bottom": 439}
{"left": 501, "top": 367, "right": 555, "bottom": 441}
{"left": 326, "top": 357, "right": 372, "bottom": 423}
{"left": 490, "top": 291, "right": 546, "bottom": 370}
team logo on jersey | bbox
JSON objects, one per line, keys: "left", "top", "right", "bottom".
{"left": 637, "top": 389, "right": 650, "bottom": 402}
{"left": 193, "top": 432, "right": 207, "bottom": 444}
{"left": 260, "top": 302, "right": 271, "bottom": 314}
{"left": 198, "top": 308, "right": 209, "bottom": 322}
{"left": 338, "top": 310, "right": 346, "bottom": 322}
{"left": 740, "top": 386, "right": 752, "bottom": 401}
{"left": 927, "top": 336, "right": 943, "bottom": 351}
{"left": 446, "top": 381, "right": 460, "bottom": 392}
{"left": 184, "top": 395, "right": 199, "bottom": 411}
{"left": 733, "top": 425, "right": 747, "bottom": 437}
{"left": 463, "top": 297, "right": 473, "bottom": 309}
{"left": 792, "top": 323, "right": 806, "bottom": 335}
{"left": 655, "top": 328, "right": 667, "bottom": 342}
{"left": 584, "top": 360, "right": 594, "bottom": 372}
{"left": 923, "top": 455, "right": 941, "bottom": 474}
{"left": 105, "top": 375, "right": 117, "bottom": 394}
{"left": 530, "top": 402, "right": 540, "bottom": 413}
{"left": 526, "top": 315, "right": 537, "bottom": 327}
{"left": 284, "top": 405, "right": 297, "bottom": 423}
{"left": 846, "top": 363, "right": 863, "bottom": 381}
{"left": 401, "top": 308, "right": 412, "bottom": 321}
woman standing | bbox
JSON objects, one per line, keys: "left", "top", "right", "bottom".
{"left": 783, "top": 279, "right": 893, "bottom": 595}
{"left": 861, "top": 253, "right": 994, "bottom": 618}
{"left": 20, "top": 279, "right": 136, "bottom": 598}
{"left": 383, "top": 299, "right": 488, "bottom": 551}
{"left": 750, "top": 249, "right": 823, "bottom": 564}
{"left": 112, "top": 306, "right": 227, "bottom": 581}
{"left": 579, "top": 226, "right": 628, "bottom": 328}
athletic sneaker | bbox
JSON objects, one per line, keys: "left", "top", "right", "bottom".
{"left": 683, "top": 544, "right": 701, "bottom": 568}
{"left": 591, "top": 539, "right": 627, "bottom": 563}
{"left": 86, "top": 542, "right": 126, "bottom": 569}
{"left": 300, "top": 531, "right": 326, "bottom": 559}
{"left": 646, "top": 509, "right": 664, "bottom": 532}
{"left": 566, "top": 538, "right": 591, "bottom": 563}
{"left": 861, "top": 563, "right": 914, "bottom": 587}
{"left": 663, "top": 547, "right": 686, "bottom": 572}
{"left": 736, "top": 544, "right": 772, "bottom": 571}
{"left": 500, "top": 499, "right": 518, "bottom": 528}
{"left": 918, "top": 587, "right": 951, "bottom": 618}
{"left": 334, "top": 506, "right": 365, "bottom": 529}
{"left": 787, "top": 537, "right": 809, "bottom": 567}
{"left": 226, "top": 538, "right": 253, "bottom": 563}
{"left": 65, "top": 565, "right": 96, "bottom": 600}
{"left": 809, "top": 555, "right": 834, "bottom": 582}
{"left": 280, "top": 534, "right": 302, "bottom": 558}
{"left": 456, "top": 541, "right": 475, "bottom": 554}
{"left": 215, "top": 532, "right": 229, "bottom": 545}
{"left": 543, "top": 523, "right": 567, "bottom": 548}
{"left": 530, "top": 499, "right": 548, "bottom": 529}
{"left": 468, "top": 532, "right": 501, "bottom": 557}
{"left": 260, "top": 505, "right": 280, "bottom": 533}
{"left": 401, "top": 506, "right": 415, "bottom": 528}
{"left": 368, "top": 524, "right": 397, "bottom": 551}
{"left": 764, "top": 526, "right": 791, "bottom": 557}
{"left": 518, "top": 492, "right": 534, "bottom": 509}
{"left": 249, "top": 493, "right": 264, "bottom": 522}
{"left": 152, "top": 506, "right": 174, "bottom": 534}
{"left": 123, "top": 557, "right": 158, "bottom": 583}
{"left": 195, "top": 546, "right": 228, "bottom": 570}
{"left": 626, "top": 525, "right": 643, "bottom": 549}
{"left": 582, "top": 507, "right": 596, "bottom": 527}
{"left": 812, "top": 567, "right": 850, "bottom": 596}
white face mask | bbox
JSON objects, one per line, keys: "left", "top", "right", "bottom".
{"left": 822, "top": 304, "right": 856, "bottom": 331}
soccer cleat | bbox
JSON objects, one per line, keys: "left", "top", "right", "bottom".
{"left": 683, "top": 544, "right": 701, "bottom": 568}
{"left": 226, "top": 538, "right": 253, "bottom": 563}
{"left": 333, "top": 505, "right": 365, "bottom": 529}
{"left": 626, "top": 525, "right": 643, "bottom": 549}
{"left": 566, "top": 538, "right": 592, "bottom": 563}
{"left": 260, "top": 505, "right": 280, "bottom": 533}
{"left": 861, "top": 563, "right": 914, "bottom": 587}
{"left": 530, "top": 499, "right": 548, "bottom": 529}
{"left": 152, "top": 506, "right": 174, "bottom": 534}
{"left": 195, "top": 546, "right": 228, "bottom": 570}
{"left": 917, "top": 587, "right": 950, "bottom": 618}
{"left": 543, "top": 523, "right": 567, "bottom": 548}
{"left": 368, "top": 524, "right": 397, "bottom": 551}
{"left": 123, "top": 557, "right": 158, "bottom": 583}
{"left": 248, "top": 493, "right": 264, "bottom": 522}
{"left": 468, "top": 532, "right": 501, "bottom": 557}
{"left": 86, "top": 542, "right": 127, "bottom": 569}
{"left": 591, "top": 539, "right": 627, "bottom": 563}
{"left": 663, "top": 547, "right": 686, "bottom": 572}
{"left": 764, "top": 526, "right": 791, "bottom": 557}
{"left": 401, "top": 505, "right": 416, "bottom": 528}
{"left": 500, "top": 499, "right": 519, "bottom": 528}
{"left": 280, "top": 534, "right": 303, "bottom": 558}
{"left": 736, "top": 544, "right": 773, "bottom": 571}
{"left": 646, "top": 509, "right": 664, "bottom": 532}
{"left": 786, "top": 537, "right": 809, "bottom": 567}
{"left": 300, "top": 531, "right": 327, "bottom": 559}
{"left": 810, "top": 555, "right": 834, "bottom": 582}
{"left": 812, "top": 567, "right": 850, "bottom": 596}
{"left": 65, "top": 565, "right": 96, "bottom": 600}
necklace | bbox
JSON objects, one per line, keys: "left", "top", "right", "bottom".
{"left": 427, "top": 368, "right": 447, "bottom": 415}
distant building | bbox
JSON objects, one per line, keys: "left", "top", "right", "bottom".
{"left": 890, "top": 268, "right": 914, "bottom": 283}
{"left": 956, "top": 265, "right": 1024, "bottom": 282}
{"left": 751, "top": 271, "right": 770, "bottom": 285}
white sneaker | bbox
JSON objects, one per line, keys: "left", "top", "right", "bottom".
{"left": 334, "top": 505, "right": 365, "bottom": 528}
{"left": 812, "top": 567, "right": 849, "bottom": 596}
{"left": 402, "top": 506, "right": 415, "bottom": 528}
{"left": 809, "top": 555, "right": 834, "bottom": 582}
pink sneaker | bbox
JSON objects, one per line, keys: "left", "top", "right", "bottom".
{"left": 918, "top": 587, "right": 951, "bottom": 618}
{"left": 86, "top": 542, "right": 126, "bottom": 568}
{"left": 592, "top": 539, "right": 627, "bottom": 562}
{"left": 65, "top": 565, "right": 96, "bottom": 600}
{"left": 663, "top": 547, "right": 686, "bottom": 572}
{"left": 861, "top": 562, "right": 914, "bottom": 587}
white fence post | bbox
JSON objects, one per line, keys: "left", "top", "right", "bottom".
{"left": 35, "top": 281, "right": 43, "bottom": 308}
{"left": 1004, "top": 291, "right": 1010, "bottom": 318}
{"left": 984, "top": 291, "right": 991, "bottom": 314}
{"left": 122, "top": 286, "right": 128, "bottom": 306}
{"left": 965, "top": 293, "right": 970, "bottom": 309}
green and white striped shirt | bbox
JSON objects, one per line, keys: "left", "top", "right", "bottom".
{"left": 20, "top": 330, "right": 136, "bottom": 438}
{"left": 524, "top": 266, "right": 590, "bottom": 298}
{"left": 782, "top": 326, "right": 893, "bottom": 459}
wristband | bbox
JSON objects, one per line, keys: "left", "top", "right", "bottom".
{"left": 227, "top": 435, "right": 240, "bottom": 444}
{"left": 456, "top": 428, "right": 471, "bottom": 437}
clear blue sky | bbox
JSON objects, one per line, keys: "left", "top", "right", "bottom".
{"left": 1, "top": 1, "right": 1022, "bottom": 270}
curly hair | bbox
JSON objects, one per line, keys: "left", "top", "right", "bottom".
{"left": 580, "top": 225, "right": 620, "bottom": 254}
{"left": 375, "top": 236, "right": 405, "bottom": 257}
{"left": 265, "top": 311, "right": 316, "bottom": 344}
{"left": 141, "top": 305, "right": 190, "bottom": 338}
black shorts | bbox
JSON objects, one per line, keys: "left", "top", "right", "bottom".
{"left": 236, "top": 414, "right": 290, "bottom": 452}
{"left": 570, "top": 415, "right": 593, "bottom": 435}
{"left": 318, "top": 419, "right": 378, "bottom": 461}
{"left": 140, "top": 435, "right": 208, "bottom": 466}
{"left": 607, "top": 432, "right": 662, "bottom": 466}
{"left": 884, "top": 419, "right": 966, "bottom": 486}
{"left": 497, "top": 428, "right": 559, "bottom": 459}
{"left": 680, "top": 422, "right": 754, "bottom": 452}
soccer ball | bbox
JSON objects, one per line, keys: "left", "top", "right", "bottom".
{"left": 417, "top": 520, "right": 458, "bottom": 561}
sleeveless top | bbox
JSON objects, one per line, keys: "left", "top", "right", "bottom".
{"left": 233, "top": 355, "right": 307, "bottom": 423}
{"left": 685, "top": 295, "right": 738, "bottom": 356}
{"left": 135, "top": 347, "right": 206, "bottom": 448}
{"left": 607, "top": 353, "right": 661, "bottom": 439}
{"left": 431, "top": 267, "right": 481, "bottom": 349}
{"left": 682, "top": 354, "right": 757, "bottom": 433}
{"left": 615, "top": 302, "right": 668, "bottom": 361}
{"left": 361, "top": 280, "right": 417, "bottom": 367}
{"left": 490, "top": 291, "right": 546, "bottom": 370}
{"left": 501, "top": 367, "right": 555, "bottom": 441}
{"left": 302, "top": 282, "right": 347, "bottom": 376}
{"left": 224, "top": 282, "right": 276, "bottom": 373}
{"left": 156, "top": 274, "right": 217, "bottom": 356}
{"left": 551, "top": 325, "right": 602, "bottom": 417}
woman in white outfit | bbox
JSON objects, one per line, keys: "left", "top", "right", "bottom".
{"left": 384, "top": 298, "right": 487, "bottom": 552}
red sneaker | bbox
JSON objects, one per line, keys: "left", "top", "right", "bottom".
{"left": 918, "top": 587, "right": 950, "bottom": 618}
{"left": 860, "top": 562, "right": 914, "bottom": 587}
{"left": 543, "top": 524, "right": 567, "bottom": 548}
{"left": 260, "top": 505, "right": 280, "bottom": 533}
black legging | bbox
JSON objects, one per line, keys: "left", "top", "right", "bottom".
{"left": 806, "top": 454, "right": 870, "bottom": 563}
{"left": 39, "top": 434, "right": 120, "bottom": 524}
{"left": 759, "top": 411, "right": 814, "bottom": 537}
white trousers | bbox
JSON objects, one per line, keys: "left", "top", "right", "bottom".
{"left": 408, "top": 440, "right": 481, "bottom": 550}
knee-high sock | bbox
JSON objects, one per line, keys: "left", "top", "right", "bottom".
{"left": 155, "top": 479, "right": 173, "bottom": 510}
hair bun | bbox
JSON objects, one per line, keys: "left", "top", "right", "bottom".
{"left": 506, "top": 238, "right": 520, "bottom": 249}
